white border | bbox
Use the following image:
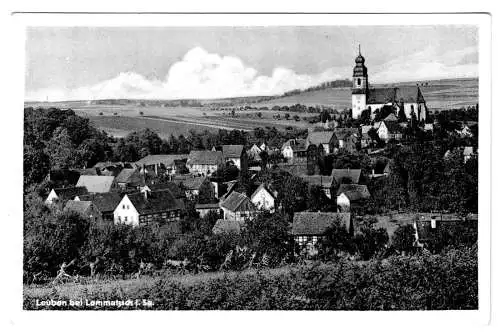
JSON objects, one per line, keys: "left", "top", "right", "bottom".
{"left": 1, "top": 9, "right": 493, "bottom": 335}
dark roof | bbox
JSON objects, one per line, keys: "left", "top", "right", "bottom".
{"left": 79, "top": 168, "right": 100, "bottom": 176}
{"left": 176, "top": 176, "right": 207, "bottom": 190}
{"left": 127, "top": 190, "right": 184, "bottom": 215}
{"left": 93, "top": 161, "right": 128, "bottom": 169}
{"left": 135, "top": 154, "right": 188, "bottom": 167}
{"left": 64, "top": 200, "right": 93, "bottom": 215}
{"left": 187, "top": 150, "right": 223, "bottom": 165}
{"left": 195, "top": 203, "right": 221, "bottom": 210}
{"left": 384, "top": 113, "right": 398, "bottom": 122}
{"left": 383, "top": 121, "right": 403, "bottom": 133}
{"left": 212, "top": 219, "right": 247, "bottom": 235}
{"left": 300, "top": 175, "right": 334, "bottom": 188}
{"left": 331, "top": 169, "right": 362, "bottom": 184}
{"left": 77, "top": 193, "right": 122, "bottom": 213}
{"left": 367, "top": 87, "right": 398, "bottom": 104}
{"left": 144, "top": 182, "right": 185, "bottom": 198}
{"left": 115, "top": 168, "right": 144, "bottom": 186}
{"left": 367, "top": 86, "right": 426, "bottom": 105}
{"left": 336, "top": 184, "right": 371, "bottom": 201}
{"left": 76, "top": 176, "right": 115, "bottom": 193}
{"left": 53, "top": 186, "right": 88, "bottom": 201}
{"left": 275, "top": 163, "right": 308, "bottom": 177}
{"left": 307, "top": 131, "right": 335, "bottom": 146}
{"left": 292, "top": 212, "right": 351, "bottom": 235}
{"left": 334, "top": 128, "right": 359, "bottom": 140}
{"left": 222, "top": 145, "right": 244, "bottom": 158}
{"left": 220, "top": 191, "right": 255, "bottom": 213}
{"left": 282, "top": 139, "right": 307, "bottom": 152}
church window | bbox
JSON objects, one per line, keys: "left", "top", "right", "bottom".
{"left": 357, "top": 78, "right": 361, "bottom": 86}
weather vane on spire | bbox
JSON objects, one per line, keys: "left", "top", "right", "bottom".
{"left": 358, "top": 44, "right": 361, "bottom": 55}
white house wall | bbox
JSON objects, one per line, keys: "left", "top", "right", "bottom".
{"left": 113, "top": 195, "right": 140, "bottom": 226}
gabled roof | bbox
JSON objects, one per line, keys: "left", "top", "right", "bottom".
{"left": 76, "top": 175, "right": 115, "bottom": 193}
{"left": 275, "top": 163, "right": 308, "bottom": 177}
{"left": 300, "top": 175, "right": 334, "bottom": 188}
{"left": 144, "top": 182, "right": 185, "bottom": 198}
{"left": 368, "top": 86, "right": 426, "bottom": 105}
{"left": 93, "top": 161, "right": 128, "bottom": 169}
{"left": 306, "top": 131, "right": 335, "bottom": 146}
{"left": 77, "top": 192, "right": 122, "bottom": 213}
{"left": 384, "top": 113, "right": 398, "bottom": 122}
{"left": 383, "top": 121, "right": 403, "bottom": 133}
{"left": 250, "top": 183, "right": 278, "bottom": 200}
{"left": 195, "top": 203, "right": 221, "bottom": 210}
{"left": 126, "top": 189, "right": 184, "bottom": 215}
{"left": 334, "top": 128, "right": 359, "bottom": 141}
{"left": 282, "top": 139, "right": 307, "bottom": 152}
{"left": 336, "top": 184, "right": 371, "bottom": 201}
{"left": 175, "top": 176, "right": 207, "bottom": 190}
{"left": 64, "top": 200, "right": 94, "bottom": 215}
{"left": 212, "top": 219, "right": 247, "bottom": 235}
{"left": 222, "top": 145, "right": 244, "bottom": 159}
{"left": 220, "top": 191, "right": 255, "bottom": 213}
{"left": 135, "top": 154, "right": 188, "bottom": 167}
{"left": 187, "top": 150, "right": 223, "bottom": 165}
{"left": 115, "top": 168, "right": 144, "bottom": 186}
{"left": 292, "top": 212, "right": 351, "bottom": 235}
{"left": 396, "top": 86, "right": 426, "bottom": 104}
{"left": 331, "top": 169, "right": 362, "bottom": 184}
{"left": 52, "top": 186, "right": 88, "bottom": 201}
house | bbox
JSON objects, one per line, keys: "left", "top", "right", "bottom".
{"left": 173, "top": 175, "right": 215, "bottom": 201}
{"left": 377, "top": 121, "right": 403, "bottom": 142}
{"left": 219, "top": 191, "right": 256, "bottom": 221}
{"left": 115, "top": 168, "right": 145, "bottom": 191}
{"left": 221, "top": 145, "right": 248, "bottom": 171}
{"left": 281, "top": 139, "right": 308, "bottom": 163}
{"left": 45, "top": 186, "right": 88, "bottom": 206}
{"left": 64, "top": 200, "right": 102, "bottom": 224}
{"left": 135, "top": 154, "right": 189, "bottom": 177}
{"left": 331, "top": 169, "right": 362, "bottom": 185}
{"left": 250, "top": 183, "right": 278, "bottom": 212}
{"left": 361, "top": 132, "right": 376, "bottom": 148}
{"left": 186, "top": 150, "right": 224, "bottom": 176}
{"left": 92, "top": 161, "right": 131, "bottom": 176}
{"left": 275, "top": 162, "right": 308, "bottom": 177}
{"left": 333, "top": 128, "right": 359, "bottom": 153}
{"left": 424, "top": 123, "right": 434, "bottom": 132}
{"left": 247, "top": 144, "right": 263, "bottom": 161}
{"left": 212, "top": 219, "right": 247, "bottom": 235}
{"left": 455, "top": 124, "right": 473, "bottom": 138}
{"left": 413, "top": 213, "right": 478, "bottom": 247}
{"left": 195, "top": 203, "right": 222, "bottom": 218}
{"left": 75, "top": 192, "right": 122, "bottom": 222}
{"left": 306, "top": 131, "right": 337, "bottom": 155}
{"left": 113, "top": 188, "right": 184, "bottom": 226}
{"left": 76, "top": 175, "right": 116, "bottom": 193}
{"left": 384, "top": 113, "right": 398, "bottom": 122}
{"left": 300, "top": 175, "right": 334, "bottom": 199}
{"left": 292, "top": 212, "right": 352, "bottom": 256}
{"left": 336, "top": 184, "right": 371, "bottom": 211}
{"left": 141, "top": 182, "right": 186, "bottom": 200}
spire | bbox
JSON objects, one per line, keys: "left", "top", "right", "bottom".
{"left": 358, "top": 44, "right": 361, "bottom": 56}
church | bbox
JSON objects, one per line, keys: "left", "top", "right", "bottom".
{"left": 351, "top": 47, "right": 428, "bottom": 121}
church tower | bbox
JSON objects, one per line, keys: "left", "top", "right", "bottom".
{"left": 351, "top": 45, "right": 368, "bottom": 119}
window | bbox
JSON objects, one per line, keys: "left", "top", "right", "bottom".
{"left": 122, "top": 204, "right": 125, "bottom": 209}
{"left": 124, "top": 217, "right": 127, "bottom": 222}
{"left": 126, "top": 205, "right": 129, "bottom": 210}
{"left": 118, "top": 216, "right": 121, "bottom": 222}
{"left": 357, "top": 78, "right": 361, "bottom": 86}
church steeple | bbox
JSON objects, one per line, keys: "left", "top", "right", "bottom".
{"left": 352, "top": 45, "right": 368, "bottom": 93}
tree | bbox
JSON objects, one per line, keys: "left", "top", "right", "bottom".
{"left": 317, "top": 218, "right": 354, "bottom": 260}
{"left": 24, "top": 145, "right": 50, "bottom": 187}
{"left": 353, "top": 221, "right": 389, "bottom": 260}
{"left": 46, "top": 127, "right": 75, "bottom": 169}
{"left": 360, "top": 108, "right": 371, "bottom": 124}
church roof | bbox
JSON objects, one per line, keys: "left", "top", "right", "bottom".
{"left": 367, "top": 88, "right": 398, "bottom": 104}
{"left": 367, "top": 86, "right": 426, "bottom": 105}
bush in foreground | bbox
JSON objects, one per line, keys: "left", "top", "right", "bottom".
{"left": 24, "top": 246, "right": 477, "bottom": 310}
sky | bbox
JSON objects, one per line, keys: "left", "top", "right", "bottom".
{"left": 25, "top": 26, "right": 478, "bottom": 101}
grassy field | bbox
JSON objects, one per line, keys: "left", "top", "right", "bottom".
{"left": 25, "top": 78, "right": 478, "bottom": 138}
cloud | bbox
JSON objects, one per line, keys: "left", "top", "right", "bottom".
{"left": 26, "top": 47, "right": 346, "bottom": 101}
{"left": 26, "top": 46, "right": 478, "bottom": 102}
{"left": 370, "top": 46, "right": 478, "bottom": 83}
